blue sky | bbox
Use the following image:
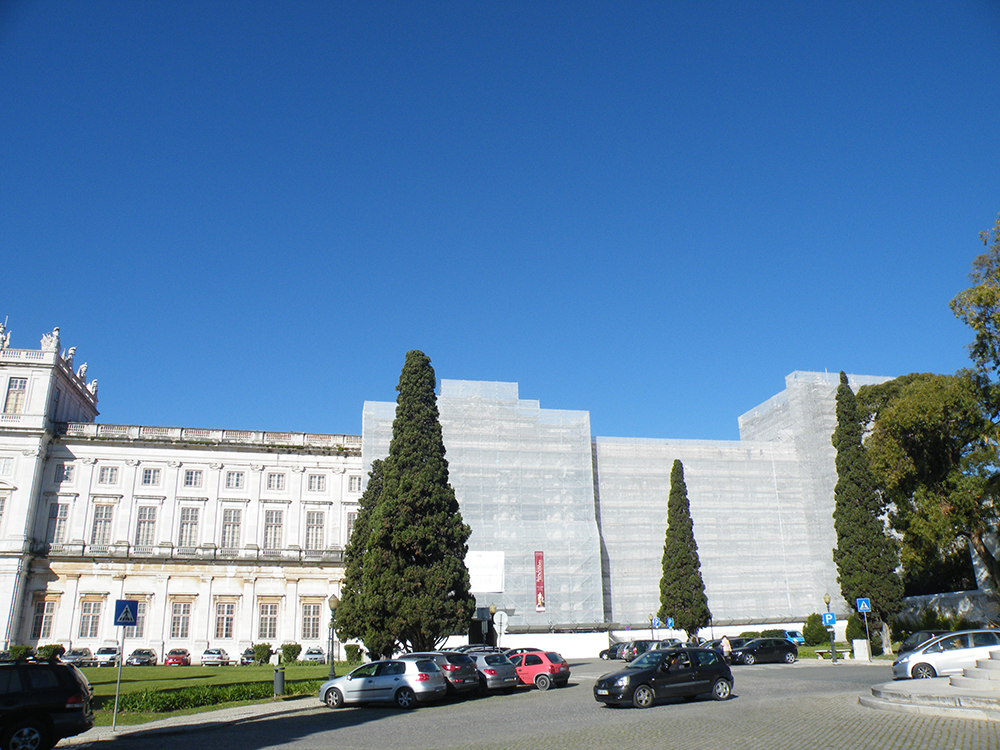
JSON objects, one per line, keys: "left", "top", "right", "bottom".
{"left": 2, "top": 1, "right": 998, "bottom": 440}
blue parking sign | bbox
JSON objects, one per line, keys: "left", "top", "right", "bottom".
{"left": 821, "top": 612, "right": 836, "bottom": 627}
{"left": 856, "top": 598, "right": 871, "bottom": 613}
{"left": 666, "top": 617, "right": 674, "bottom": 628}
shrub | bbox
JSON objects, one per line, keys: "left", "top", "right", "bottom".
{"left": 37, "top": 644, "right": 65, "bottom": 661}
{"left": 344, "top": 644, "right": 363, "bottom": 663}
{"left": 253, "top": 643, "right": 273, "bottom": 665}
{"left": 738, "top": 631, "right": 761, "bottom": 639}
{"left": 114, "top": 679, "right": 324, "bottom": 713}
{"left": 8, "top": 645, "right": 33, "bottom": 660}
{"left": 891, "top": 607, "right": 979, "bottom": 642}
{"left": 803, "top": 613, "right": 828, "bottom": 646}
{"left": 280, "top": 643, "right": 302, "bottom": 664}
{"left": 760, "top": 629, "right": 785, "bottom": 638}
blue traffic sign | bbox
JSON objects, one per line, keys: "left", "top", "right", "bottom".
{"left": 652, "top": 617, "right": 661, "bottom": 628}
{"left": 821, "top": 612, "right": 836, "bottom": 627}
{"left": 114, "top": 600, "right": 139, "bottom": 627}
{"left": 666, "top": 617, "right": 674, "bottom": 629}
{"left": 856, "top": 598, "right": 871, "bottom": 613}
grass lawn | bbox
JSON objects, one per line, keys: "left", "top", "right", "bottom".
{"left": 81, "top": 662, "right": 353, "bottom": 726}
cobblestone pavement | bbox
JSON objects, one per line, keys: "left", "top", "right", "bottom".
{"left": 69, "top": 660, "right": 1000, "bottom": 750}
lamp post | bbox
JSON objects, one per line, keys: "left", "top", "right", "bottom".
{"left": 823, "top": 592, "right": 836, "bottom": 664}
{"left": 328, "top": 594, "right": 339, "bottom": 680}
{"left": 488, "top": 603, "right": 497, "bottom": 646}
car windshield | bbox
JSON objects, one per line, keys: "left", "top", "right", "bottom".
{"left": 629, "top": 652, "right": 662, "bottom": 669}
{"left": 168, "top": 650, "right": 186, "bottom": 655}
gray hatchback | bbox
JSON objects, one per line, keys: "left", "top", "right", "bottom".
{"left": 469, "top": 651, "right": 519, "bottom": 693}
{"left": 400, "top": 651, "right": 480, "bottom": 696}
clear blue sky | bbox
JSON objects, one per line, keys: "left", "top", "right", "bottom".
{"left": 2, "top": 1, "right": 998, "bottom": 440}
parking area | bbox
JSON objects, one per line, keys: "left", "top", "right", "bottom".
{"left": 70, "top": 659, "right": 1000, "bottom": 750}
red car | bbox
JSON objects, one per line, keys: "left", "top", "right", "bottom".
{"left": 164, "top": 648, "right": 191, "bottom": 666}
{"left": 508, "top": 650, "right": 570, "bottom": 690}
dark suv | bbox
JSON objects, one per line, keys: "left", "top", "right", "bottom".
{"left": 594, "top": 647, "right": 733, "bottom": 708}
{"left": 399, "top": 652, "right": 479, "bottom": 696}
{"left": 0, "top": 658, "right": 94, "bottom": 750}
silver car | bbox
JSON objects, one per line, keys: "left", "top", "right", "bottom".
{"left": 892, "top": 629, "right": 1000, "bottom": 679}
{"left": 319, "top": 658, "right": 447, "bottom": 708}
{"left": 470, "top": 651, "right": 519, "bottom": 693}
{"left": 302, "top": 647, "right": 326, "bottom": 663}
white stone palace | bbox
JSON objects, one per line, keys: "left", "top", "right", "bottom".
{"left": 1, "top": 323, "right": 891, "bottom": 658}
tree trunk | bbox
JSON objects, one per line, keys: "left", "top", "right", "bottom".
{"left": 969, "top": 528, "right": 1000, "bottom": 591}
{"left": 880, "top": 620, "right": 893, "bottom": 655}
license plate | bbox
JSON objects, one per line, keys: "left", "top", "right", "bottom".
{"left": 596, "top": 689, "right": 609, "bottom": 695}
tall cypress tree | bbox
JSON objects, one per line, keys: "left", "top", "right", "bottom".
{"left": 658, "top": 460, "right": 711, "bottom": 640}
{"left": 832, "top": 371, "right": 903, "bottom": 653}
{"left": 362, "top": 350, "right": 476, "bottom": 652}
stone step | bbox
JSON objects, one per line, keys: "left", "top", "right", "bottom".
{"left": 977, "top": 659, "right": 1000, "bottom": 671}
{"left": 871, "top": 684, "right": 1000, "bottom": 709}
{"left": 965, "top": 665, "right": 1000, "bottom": 680}
{"left": 950, "top": 675, "right": 1000, "bottom": 691}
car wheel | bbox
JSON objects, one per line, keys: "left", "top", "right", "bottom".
{"left": 632, "top": 684, "right": 655, "bottom": 709}
{"left": 3, "top": 719, "right": 49, "bottom": 750}
{"left": 711, "top": 679, "right": 732, "bottom": 701}
{"left": 324, "top": 688, "right": 344, "bottom": 709}
{"left": 601, "top": 653, "right": 610, "bottom": 660}
{"left": 912, "top": 663, "right": 937, "bottom": 679}
{"left": 742, "top": 653, "right": 755, "bottom": 665}
{"left": 535, "top": 674, "right": 552, "bottom": 691}
{"left": 783, "top": 651, "right": 796, "bottom": 664}
{"left": 395, "top": 687, "right": 416, "bottom": 709}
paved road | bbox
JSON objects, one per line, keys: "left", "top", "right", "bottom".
{"left": 74, "top": 659, "right": 1000, "bottom": 750}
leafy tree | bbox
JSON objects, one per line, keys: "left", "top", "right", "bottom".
{"left": 831, "top": 372, "right": 903, "bottom": 653}
{"left": 846, "top": 613, "right": 883, "bottom": 656}
{"left": 657, "top": 460, "right": 711, "bottom": 639}
{"left": 950, "top": 213, "right": 1000, "bottom": 390}
{"left": 336, "top": 459, "right": 399, "bottom": 659}
{"left": 802, "top": 613, "right": 827, "bottom": 646}
{"left": 280, "top": 643, "right": 301, "bottom": 663}
{"left": 858, "top": 373, "right": 999, "bottom": 589}
{"left": 340, "top": 351, "right": 476, "bottom": 654}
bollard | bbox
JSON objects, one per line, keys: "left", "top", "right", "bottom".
{"left": 274, "top": 665, "right": 285, "bottom": 696}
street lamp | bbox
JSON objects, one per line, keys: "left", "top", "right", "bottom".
{"left": 488, "top": 603, "right": 497, "bottom": 646}
{"left": 823, "top": 592, "right": 836, "bottom": 664}
{"left": 328, "top": 594, "right": 340, "bottom": 680}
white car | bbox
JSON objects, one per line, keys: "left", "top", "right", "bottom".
{"left": 95, "top": 646, "right": 120, "bottom": 666}
{"left": 892, "top": 629, "right": 1000, "bottom": 679}
{"left": 201, "top": 648, "right": 231, "bottom": 666}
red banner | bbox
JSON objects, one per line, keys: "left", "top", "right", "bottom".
{"left": 534, "top": 551, "right": 545, "bottom": 612}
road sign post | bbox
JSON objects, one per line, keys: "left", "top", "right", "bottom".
{"left": 856, "top": 598, "right": 872, "bottom": 661}
{"left": 111, "top": 600, "right": 139, "bottom": 731}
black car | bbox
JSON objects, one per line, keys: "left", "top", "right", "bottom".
{"left": 730, "top": 638, "right": 797, "bottom": 665}
{"left": 125, "top": 649, "right": 157, "bottom": 666}
{"left": 594, "top": 648, "right": 733, "bottom": 708}
{"left": 0, "top": 658, "right": 94, "bottom": 750}
{"left": 599, "top": 643, "right": 629, "bottom": 660}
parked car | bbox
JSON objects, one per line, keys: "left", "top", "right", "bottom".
{"left": 893, "top": 629, "right": 1000, "bottom": 679}
{"left": 240, "top": 647, "right": 257, "bottom": 666}
{"left": 126, "top": 649, "right": 157, "bottom": 666}
{"left": 898, "top": 630, "right": 950, "bottom": 655}
{"left": 201, "top": 648, "right": 231, "bottom": 666}
{"left": 730, "top": 638, "right": 797, "bottom": 665}
{"left": 507, "top": 650, "right": 570, "bottom": 690}
{"left": 94, "top": 646, "right": 120, "bottom": 667}
{"left": 399, "top": 652, "right": 479, "bottom": 696}
{"left": 164, "top": 649, "right": 191, "bottom": 666}
{"left": 319, "top": 658, "right": 447, "bottom": 709}
{"left": 620, "top": 640, "right": 661, "bottom": 661}
{"left": 599, "top": 643, "right": 629, "bottom": 660}
{"left": 503, "top": 647, "right": 542, "bottom": 659}
{"left": 593, "top": 647, "right": 734, "bottom": 707}
{"left": 780, "top": 630, "right": 805, "bottom": 645}
{"left": 0, "top": 658, "right": 94, "bottom": 750}
{"left": 61, "top": 649, "right": 94, "bottom": 668}
{"left": 469, "top": 651, "right": 519, "bottom": 693}
{"left": 302, "top": 648, "right": 326, "bottom": 663}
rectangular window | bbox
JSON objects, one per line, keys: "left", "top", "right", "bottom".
{"left": 221, "top": 508, "right": 241, "bottom": 549}
{"left": 259, "top": 603, "right": 278, "bottom": 640}
{"left": 348, "top": 475, "right": 362, "bottom": 493}
{"left": 124, "top": 601, "right": 146, "bottom": 639}
{"left": 4, "top": 377, "right": 26, "bottom": 414}
{"left": 266, "top": 473, "right": 285, "bottom": 491}
{"left": 215, "top": 602, "right": 235, "bottom": 639}
{"left": 134, "top": 506, "right": 156, "bottom": 546}
{"left": 225, "top": 471, "right": 245, "bottom": 490}
{"left": 170, "top": 602, "right": 191, "bottom": 639}
{"left": 56, "top": 464, "right": 74, "bottom": 483}
{"left": 141, "top": 468, "right": 160, "bottom": 486}
{"left": 347, "top": 511, "right": 358, "bottom": 539}
{"left": 307, "top": 474, "right": 326, "bottom": 492}
{"left": 178, "top": 508, "right": 199, "bottom": 548}
{"left": 31, "top": 601, "right": 55, "bottom": 640}
{"left": 98, "top": 466, "right": 118, "bottom": 485}
{"left": 0, "top": 491, "right": 7, "bottom": 526}
{"left": 78, "top": 601, "right": 101, "bottom": 639}
{"left": 263, "top": 510, "right": 283, "bottom": 550}
{"left": 46, "top": 503, "right": 68, "bottom": 544}
{"left": 183, "top": 469, "right": 202, "bottom": 488}
{"left": 302, "top": 603, "right": 321, "bottom": 640}
{"left": 90, "top": 505, "right": 113, "bottom": 545}
{"left": 0, "top": 457, "right": 12, "bottom": 476}
{"left": 305, "top": 511, "right": 324, "bottom": 550}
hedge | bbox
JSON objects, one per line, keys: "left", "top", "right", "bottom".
{"left": 114, "top": 679, "right": 323, "bottom": 713}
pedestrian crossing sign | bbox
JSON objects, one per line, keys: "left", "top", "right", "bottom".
{"left": 856, "top": 598, "right": 871, "bottom": 613}
{"left": 114, "top": 600, "right": 138, "bottom": 627}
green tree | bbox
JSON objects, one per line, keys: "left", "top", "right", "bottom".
{"left": 950, "top": 213, "right": 1000, "bottom": 389}
{"left": 858, "top": 373, "right": 999, "bottom": 589}
{"left": 341, "top": 351, "right": 476, "bottom": 653}
{"left": 657, "top": 460, "right": 711, "bottom": 639}
{"left": 336, "top": 459, "right": 399, "bottom": 659}
{"left": 831, "top": 371, "right": 903, "bottom": 653}
{"left": 802, "top": 613, "right": 827, "bottom": 646}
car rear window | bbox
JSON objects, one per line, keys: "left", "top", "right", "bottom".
{"left": 0, "top": 667, "right": 22, "bottom": 695}
{"left": 544, "top": 653, "right": 565, "bottom": 663}
{"left": 445, "top": 653, "right": 474, "bottom": 664}
{"left": 484, "top": 654, "right": 510, "bottom": 666}
{"left": 415, "top": 660, "right": 440, "bottom": 672}
{"left": 24, "top": 666, "right": 61, "bottom": 690}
